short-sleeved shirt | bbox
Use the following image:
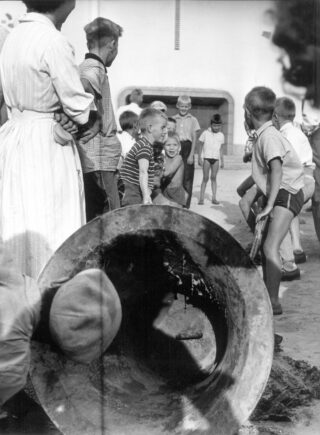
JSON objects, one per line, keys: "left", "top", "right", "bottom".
{"left": 199, "top": 129, "right": 225, "bottom": 159}
{"left": 280, "top": 122, "right": 314, "bottom": 168}
{"left": 252, "top": 121, "right": 304, "bottom": 196}
{"left": 120, "top": 136, "right": 155, "bottom": 189}
{"left": 173, "top": 112, "right": 200, "bottom": 141}
{"left": 78, "top": 54, "right": 121, "bottom": 173}
{"left": 118, "top": 131, "right": 135, "bottom": 157}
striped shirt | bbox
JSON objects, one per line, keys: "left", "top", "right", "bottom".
{"left": 120, "top": 136, "right": 154, "bottom": 189}
{"left": 78, "top": 54, "right": 121, "bottom": 172}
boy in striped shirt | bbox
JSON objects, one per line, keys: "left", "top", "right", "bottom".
{"left": 121, "top": 108, "right": 167, "bottom": 205}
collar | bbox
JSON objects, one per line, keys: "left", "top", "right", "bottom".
{"left": 255, "top": 120, "right": 273, "bottom": 137}
{"left": 140, "top": 135, "right": 152, "bottom": 147}
{"left": 175, "top": 113, "right": 192, "bottom": 119}
{"left": 85, "top": 53, "right": 106, "bottom": 71}
{"left": 280, "top": 121, "right": 293, "bottom": 133}
{"left": 19, "top": 12, "right": 56, "bottom": 29}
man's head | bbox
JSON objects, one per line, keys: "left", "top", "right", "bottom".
{"left": 244, "top": 87, "right": 276, "bottom": 129}
{"left": 22, "top": 0, "right": 76, "bottom": 28}
{"left": 130, "top": 89, "right": 143, "bottom": 106}
{"left": 139, "top": 108, "right": 167, "bottom": 144}
{"left": 84, "top": 17, "right": 123, "bottom": 67}
{"left": 176, "top": 95, "right": 192, "bottom": 116}
{"left": 272, "top": 97, "right": 296, "bottom": 130}
{"left": 119, "top": 110, "right": 139, "bottom": 135}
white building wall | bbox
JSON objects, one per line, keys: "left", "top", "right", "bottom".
{"left": 1, "top": 0, "right": 290, "bottom": 149}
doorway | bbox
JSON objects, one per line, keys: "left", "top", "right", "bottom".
{"left": 117, "top": 87, "right": 234, "bottom": 154}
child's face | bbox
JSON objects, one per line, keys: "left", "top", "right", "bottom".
{"left": 164, "top": 137, "right": 180, "bottom": 158}
{"left": 150, "top": 116, "right": 168, "bottom": 143}
{"left": 211, "top": 123, "right": 221, "bottom": 133}
{"left": 177, "top": 103, "right": 190, "bottom": 116}
{"left": 167, "top": 121, "right": 176, "bottom": 133}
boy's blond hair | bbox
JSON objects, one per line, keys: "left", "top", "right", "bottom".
{"left": 165, "top": 131, "right": 181, "bottom": 148}
{"left": 176, "top": 95, "right": 192, "bottom": 107}
{"left": 138, "top": 108, "right": 167, "bottom": 133}
{"left": 274, "top": 97, "right": 296, "bottom": 121}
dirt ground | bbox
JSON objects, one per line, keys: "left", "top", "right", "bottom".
{"left": 191, "top": 162, "right": 320, "bottom": 435}
{"left": 2, "top": 161, "right": 320, "bottom": 435}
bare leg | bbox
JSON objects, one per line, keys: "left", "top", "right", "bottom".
{"left": 263, "top": 206, "right": 295, "bottom": 314}
{"left": 238, "top": 185, "right": 261, "bottom": 232}
{"left": 210, "top": 160, "right": 219, "bottom": 202}
{"left": 289, "top": 216, "right": 303, "bottom": 252}
{"left": 199, "top": 159, "right": 210, "bottom": 203}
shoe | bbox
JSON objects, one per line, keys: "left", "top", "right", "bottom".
{"left": 198, "top": 200, "right": 204, "bottom": 205}
{"left": 212, "top": 199, "right": 220, "bottom": 205}
{"left": 272, "top": 302, "right": 283, "bottom": 315}
{"left": 274, "top": 333, "right": 283, "bottom": 345}
{"left": 294, "top": 250, "right": 307, "bottom": 264}
{"left": 281, "top": 267, "right": 300, "bottom": 281}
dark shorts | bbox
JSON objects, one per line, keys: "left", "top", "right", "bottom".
{"left": 122, "top": 181, "right": 142, "bottom": 206}
{"left": 204, "top": 158, "right": 219, "bottom": 165}
{"left": 274, "top": 188, "right": 304, "bottom": 217}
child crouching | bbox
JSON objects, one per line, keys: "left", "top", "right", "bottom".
{"left": 161, "top": 132, "right": 187, "bottom": 207}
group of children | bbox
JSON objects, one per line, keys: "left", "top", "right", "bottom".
{"left": 117, "top": 95, "right": 226, "bottom": 209}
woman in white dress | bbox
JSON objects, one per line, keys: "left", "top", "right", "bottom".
{"left": 0, "top": 0, "right": 94, "bottom": 278}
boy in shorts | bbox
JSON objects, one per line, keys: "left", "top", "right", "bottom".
{"left": 244, "top": 87, "right": 304, "bottom": 315}
{"left": 273, "top": 97, "right": 315, "bottom": 268}
{"left": 120, "top": 108, "right": 167, "bottom": 205}
{"left": 198, "top": 114, "right": 225, "bottom": 205}
{"left": 173, "top": 95, "right": 200, "bottom": 208}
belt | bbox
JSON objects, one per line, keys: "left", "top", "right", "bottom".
{"left": 10, "top": 108, "right": 55, "bottom": 120}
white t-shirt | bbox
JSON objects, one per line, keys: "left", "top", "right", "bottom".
{"left": 117, "top": 130, "right": 135, "bottom": 157}
{"left": 199, "top": 129, "right": 225, "bottom": 159}
{"left": 280, "top": 122, "right": 314, "bottom": 168}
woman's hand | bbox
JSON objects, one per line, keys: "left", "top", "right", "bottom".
{"left": 54, "top": 112, "right": 78, "bottom": 135}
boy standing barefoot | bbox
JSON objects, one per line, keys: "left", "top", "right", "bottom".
{"left": 173, "top": 95, "right": 200, "bottom": 208}
{"left": 198, "top": 114, "right": 225, "bottom": 205}
{"left": 244, "top": 87, "right": 304, "bottom": 315}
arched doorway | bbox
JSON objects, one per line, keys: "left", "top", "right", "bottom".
{"left": 117, "top": 87, "right": 235, "bottom": 155}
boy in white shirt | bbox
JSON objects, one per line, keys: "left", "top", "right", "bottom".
{"left": 198, "top": 114, "right": 225, "bottom": 205}
{"left": 117, "top": 110, "right": 139, "bottom": 165}
{"left": 273, "top": 97, "right": 315, "bottom": 268}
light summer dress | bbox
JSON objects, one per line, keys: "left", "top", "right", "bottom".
{"left": 0, "top": 13, "right": 93, "bottom": 278}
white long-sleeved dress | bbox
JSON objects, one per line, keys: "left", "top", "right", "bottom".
{"left": 0, "top": 13, "right": 93, "bottom": 278}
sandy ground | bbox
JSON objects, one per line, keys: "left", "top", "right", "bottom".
{"left": 190, "top": 161, "right": 320, "bottom": 435}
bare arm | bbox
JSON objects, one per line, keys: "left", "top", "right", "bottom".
{"left": 187, "top": 130, "right": 199, "bottom": 164}
{"left": 220, "top": 143, "right": 225, "bottom": 168}
{"left": 138, "top": 158, "right": 152, "bottom": 204}
{"left": 198, "top": 140, "right": 204, "bottom": 166}
{"left": 163, "top": 156, "right": 183, "bottom": 178}
{"left": 256, "top": 158, "right": 282, "bottom": 222}
{"left": 77, "top": 77, "right": 101, "bottom": 144}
